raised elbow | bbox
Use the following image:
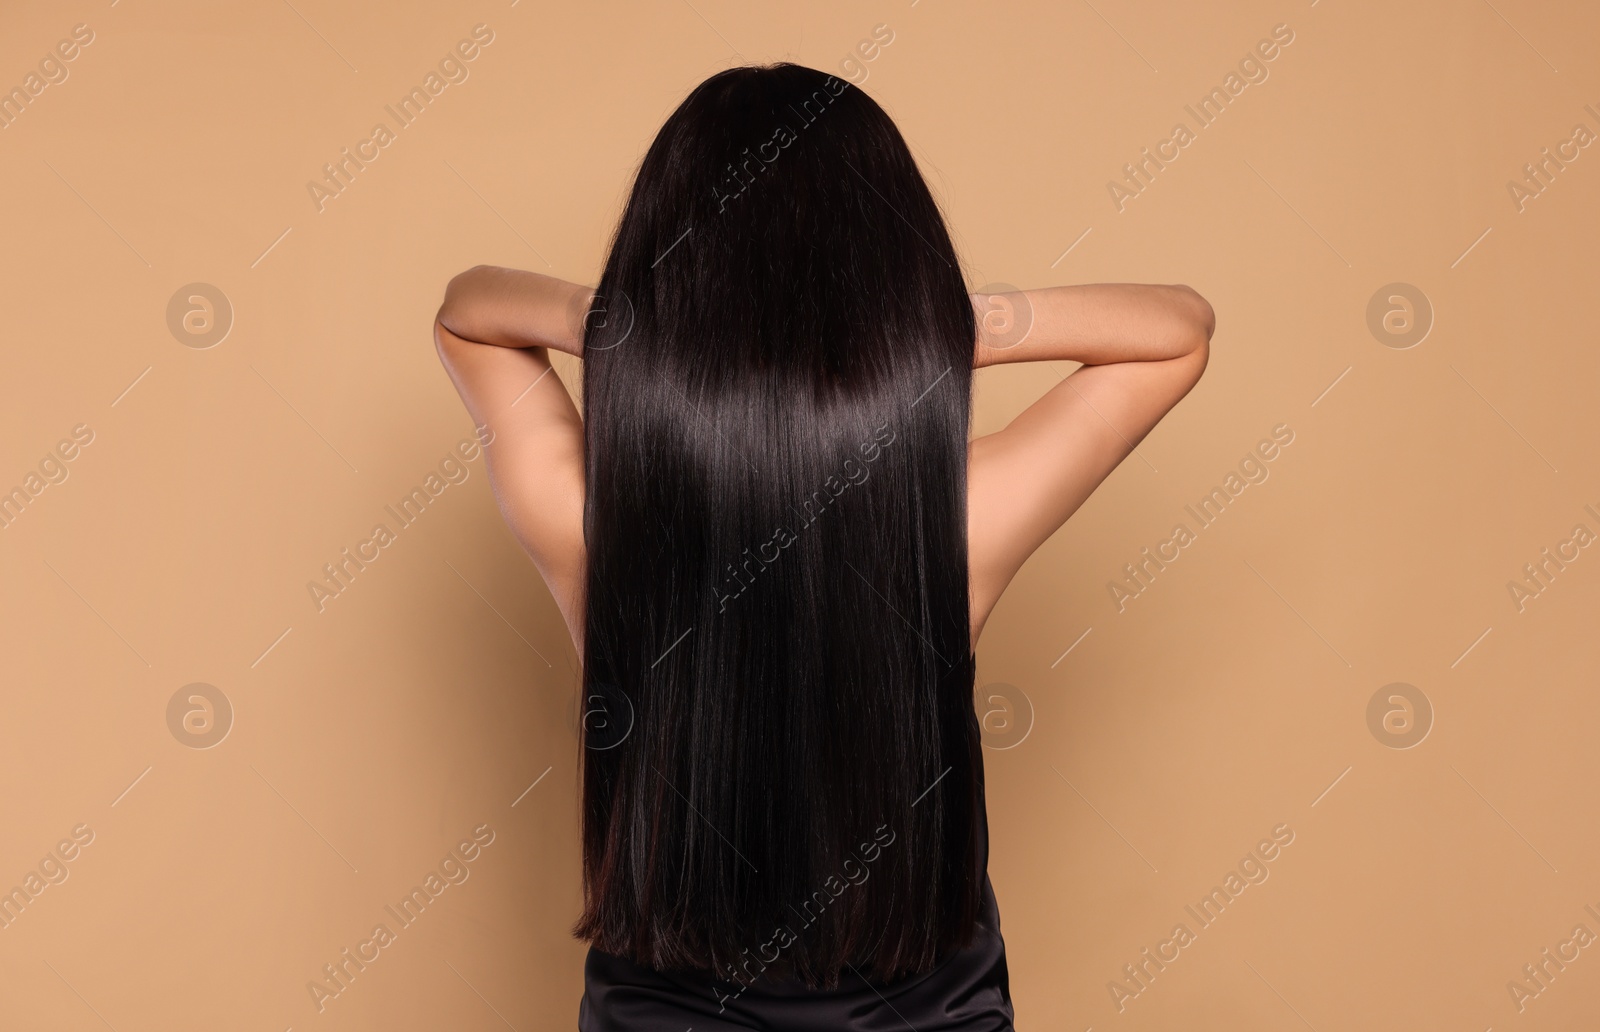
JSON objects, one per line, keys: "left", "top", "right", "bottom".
{"left": 432, "top": 315, "right": 459, "bottom": 369}
{"left": 1193, "top": 292, "right": 1216, "bottom": 344}
{"left": 1186, "top": 330, "right": 1210, "bottom": 385}
{"left": 1170, "top": 284, "right": 1214, "bottom": 350}
{"left": 435, "top": 266, "right": 489, "bottom": 344}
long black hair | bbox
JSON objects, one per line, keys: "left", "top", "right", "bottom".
{"left": 575, "top": 62, "right": 982, "bottom": 989}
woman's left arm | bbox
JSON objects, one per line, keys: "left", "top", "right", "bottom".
{"left": 432, "top": 265, "right": 590, "bottom": 648}
{"left": 436, "top": 264, "right": 592, "bottom": 354}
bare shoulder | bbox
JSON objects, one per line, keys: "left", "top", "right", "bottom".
{"left": 966, "top": 344, "right": 1209, "bottom": 649}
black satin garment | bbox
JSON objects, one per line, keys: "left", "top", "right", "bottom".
{"left": 578, "top": 778, "right": 1013, "bottom": 1032}
{"left": 578, "top": 872, "right": 1014, "bottom": 1031}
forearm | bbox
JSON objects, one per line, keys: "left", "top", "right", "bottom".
{"left": 435, "top": 265, "right": 592, "bottom": 356}
{"left": 973, "top": 283, "right": 1213, "bottom": 368}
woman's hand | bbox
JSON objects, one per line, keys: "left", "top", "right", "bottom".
{"left": 436, "top": 265, "right": 594, "bottom": 357}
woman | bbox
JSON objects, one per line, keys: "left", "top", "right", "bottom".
{"left": 435, "top": 63, "right": 1211, "bottom": 1031}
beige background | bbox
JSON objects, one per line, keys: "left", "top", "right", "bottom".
{"left": 2, "top": 0, "right": 1597, "bottom": 1027}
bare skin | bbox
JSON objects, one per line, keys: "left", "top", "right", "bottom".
{"left": 434, "top": 267, "right": 1213, "bottom": 655}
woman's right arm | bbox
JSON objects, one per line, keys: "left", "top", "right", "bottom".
{"left": 965, "top": 284, "right": 1214, "bottom": 647}
{"left": 972, "top": 283, "right": 1213, "bottom": 370}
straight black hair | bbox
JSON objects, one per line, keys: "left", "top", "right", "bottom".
{"left": 575, "top": 62, "right": 982, "bottom": 990}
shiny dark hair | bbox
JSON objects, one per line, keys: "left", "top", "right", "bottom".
{"left": 575, "top": 62, "right": 982, "bottom": 989}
